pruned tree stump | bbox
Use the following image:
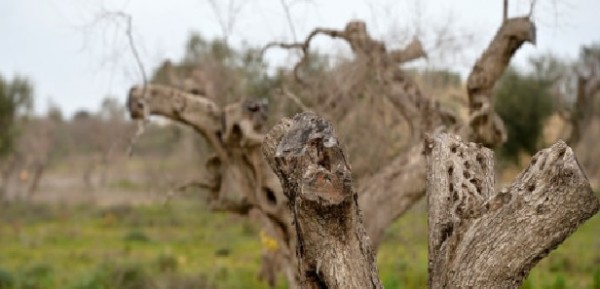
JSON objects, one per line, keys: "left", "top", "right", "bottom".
{"left": 263, "top": 112, "right": 383, "bottom": 289}
{"left": 426, "top": 133, "right": 598, "bottom": 288}
{"left": 263, "top": 113, "right": 598, "bottom": 289}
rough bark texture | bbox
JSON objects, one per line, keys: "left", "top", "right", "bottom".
{"left": 127, "top": 15, "right": 542, "bottom": 288}
{"left": 128, "top": 84, "right": 299, "bottom": 288}
{"left": 347, "top": 17, "right": 537, "bottom": 247}
{"left": 128, "top": 27, "right": 435, "bottom": 287}
{"left": 263, "top": 112, "right": 382, "bottom": 289}
{"left": 426, "top": 133, "right": 599, "bottom": 289}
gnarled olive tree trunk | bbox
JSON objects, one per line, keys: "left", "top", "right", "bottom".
{"left": 127, "top": 13, "right": 542, "bottom": 289}
{"left": 262, "top": 113, "right": 598, "bottom": 289}
{"left": 426, "top": 133, "right": 598, "bottom": 288}
{"left": 127, "top": 86, "right": 298, "bottom": 287}
{"left": 263, "top": 113, "right": 383, "bottom": 288}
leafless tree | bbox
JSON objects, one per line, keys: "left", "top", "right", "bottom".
{"left": 264, "top": 113, "right": 597, "bottom": 288}
{"left": 123, "top": 2, "right": 596, "bottom": 286}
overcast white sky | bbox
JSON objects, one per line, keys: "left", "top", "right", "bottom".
{"left": 1, "top": 0, "right": 599, "bottom": 117}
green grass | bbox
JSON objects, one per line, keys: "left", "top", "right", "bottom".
{"left": 0, "top": 201, "right": 271, "bottom": 289}
{"left": 0, "top": 199, "right": 598, "bottom": 288}
{"left": 377, "top": 200, "right": 600, "bottom": 289}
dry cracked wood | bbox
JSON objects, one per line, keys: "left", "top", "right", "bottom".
{"left": 426, "top": 133, "right": 599, "bottom": 289}
{"left": 128, "top": 84, "right": 298, "bottom": 287}
{"left": 127, "top": 15, "right": 543, "bottom": 288}
{"left": 360, "top": 17, "right": 539, "bottom": 248}
{"left": 128, "top": 85, "right": 226, "bottom": 160}
{"left": 263, "top": 112, "right": 383, "bottom": 289}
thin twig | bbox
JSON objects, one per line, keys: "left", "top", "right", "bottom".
{"left": 98, "top": 11, "right": 149, "bottom": 156}
{"left": 279, "top": 0, "right": 298, "bottom": 42}
{"left": 262, "top": 27, "right": 343, "bottom": 83}
{"left": 282, "top": 88, "right": 309, "bottom": 111}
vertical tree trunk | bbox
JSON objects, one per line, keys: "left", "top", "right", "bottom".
{"left": 263, "top": 112, "right": 383, "bottom": 289}
{"left": 27, "top": 162, "right": 46, "bottom": 199}
{"left": 426, "top": 133, "right": 599, "bottom": 288}
{"left": 0, "top": 155, "right": 18, "bottom": 200}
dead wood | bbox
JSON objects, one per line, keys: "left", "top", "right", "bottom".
{"left": 127, "top": 14, "right": 544, "bottom": 288}
{"left": 426, "top": 133, "right": 598, "bottom": 288}
{"left": 263, "top": 112, "right": 383, "bottom": 289}
{"left": 358, "top": 18, "right": 538, "bottom": 246}
{"left": 128, "top": 83, "right": 299, "bottom": 288}
{"left": 263, "top": 21, "right": 426, "bottom": 84}
{"left": 465, "top": 17, "right": 536, "bottom": 147}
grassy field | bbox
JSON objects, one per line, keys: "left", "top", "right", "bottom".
{"left": 0, "top": 197, "right": 598, "bottom": 289}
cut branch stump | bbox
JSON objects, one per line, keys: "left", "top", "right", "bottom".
{"left": 426, "top": 133, "right": 598, "bottom": 288}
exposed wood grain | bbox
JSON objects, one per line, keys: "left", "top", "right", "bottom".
{"left": 264, "top": 112, "right": 383, "bottom": 289}
{"left": 426, "top": 133, "right": 598, "bottom": 288}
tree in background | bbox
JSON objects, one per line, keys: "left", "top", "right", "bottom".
{"left": 497, "top": 45, "right": 600, "bottom": 182}
{"left": 0, "top": 74, "right": 33, "bottom": 199}
{"left": 571, "top": 44, "right": 600, "bottom": 184}
{"left": 0, "top": 75, "right": 33, "bottom": 158}
{"left": 128, "top": 11, "right": 546, "bottom": 286}
{"left": 70, "top": 97, "right": 135, "bottom": 189}
{"left": 495, "top": 66, "right": 554, "bottom": 162}
{"left": 571, "top": 43, "right": 600, "bottom": 144}
{"left": 151, "top": 33, "right": 279, "bottom": 107}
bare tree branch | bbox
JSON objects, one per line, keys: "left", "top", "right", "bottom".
{"left": 92, "top": 11, "right": 150, "bottom": 156}
{"left": 279, "top": 0, "right": 298, "bottom": 42}
{"left": 127, "top": 84, "right": 227, "bottom": 161}
{"left": 503, "top": 0, "right": 509, "bottom": 22}
{"left": 465, "top": 17, "right": 536, "bottom": 147}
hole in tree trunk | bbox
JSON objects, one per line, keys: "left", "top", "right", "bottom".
{"left": 306, "top": 269, "right": 328, "bottom": 289}
{"left": 263, "top": 187, "right": 277, "bottom": 205}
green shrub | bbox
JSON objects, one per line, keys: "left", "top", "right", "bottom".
{"left": 495, "top": 67, "right": 553, "bottom": 162}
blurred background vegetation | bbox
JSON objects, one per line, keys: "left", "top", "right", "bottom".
{"left": 1, "top": 12, "right": 599, "bottom": 289}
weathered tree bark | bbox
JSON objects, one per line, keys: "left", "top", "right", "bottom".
{"left": 426, "top": 133, "right": 599, "bottom": 288}
{"left": 263, "top": 112, "right": 383, "bottom": 289}
{"left": 128, "top": 29, "right": 434, "bottom": 287}
{"left": 128, "top": 85, "right": 226, "bottom": 160}
{"left": 465, "top": 17, "right": 536, "bottom": 147}
{"left": 128, "top": 84, "right": 300, "bottom": 288}
{"left": 390, "top": 38, "right": 427, "bottom": 64}
{"left": 127, "top": 15, "right": 540, "bottom": 288}
{"left": 354, "top": 16, "right": 537, "bottom": 247}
